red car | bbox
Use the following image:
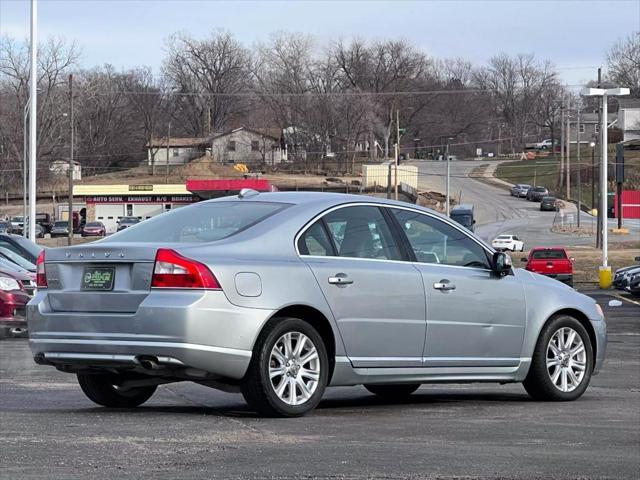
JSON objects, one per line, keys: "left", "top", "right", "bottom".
{"left": 81, "top": 221, "right": 106, "bottom": 237}
{"left": 521, "top": 247, "right": 574, "bottom": 286}
{"left": 0, "top": 268, "right": 34, "bottom": 337}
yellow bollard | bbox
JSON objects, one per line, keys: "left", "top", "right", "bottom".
{"left": 599, "top": 266, "right": 612, "bottom": 289}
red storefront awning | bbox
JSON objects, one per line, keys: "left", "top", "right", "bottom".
{"left": 186, "top": 178, "right": 275, "bottom": 199}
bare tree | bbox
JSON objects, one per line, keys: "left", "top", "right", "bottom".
{"left": 163, "top": 31, "right": 251, "bottom": 136}
{"left": 607, "top": 31, "right": 640, "bottom": 97}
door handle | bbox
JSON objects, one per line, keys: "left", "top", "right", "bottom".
{"left": 328, "top": 274, "right": 353, "bottom": 285}
{"left": 433, "top": 279, "right": 456, "bottom": 291}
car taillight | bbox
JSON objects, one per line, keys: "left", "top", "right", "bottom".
{"left": 151, "top": 248, "right": 220, "bottom": 290}
{"left": 36, "top": 250, "right": 47, "bottom": 288}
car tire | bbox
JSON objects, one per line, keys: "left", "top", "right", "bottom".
{"left": 364, "top": 384, "right": 420, "bottom": 399}
{"left": 241, "top": 317, "right": 329, "bottom": 417}
{"left": 77, "top": 374, "right": 157, "bottom": 408}
{"left": 523, "top": 315, "right": 593, "bottom": 401}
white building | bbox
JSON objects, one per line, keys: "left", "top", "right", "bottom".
{"left": 618, "top": 99, "right": 640, "bottom": 142}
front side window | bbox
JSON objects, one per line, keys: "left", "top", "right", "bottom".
{"left": 322, "top": 206, "right": 402, "bottom": 260}
{"left": 391, "top": 208, "right": 490, "bottom": 269}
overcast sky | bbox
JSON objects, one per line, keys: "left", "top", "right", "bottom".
{"left": 1, "top": 0, "right": 639, "bottom": 87}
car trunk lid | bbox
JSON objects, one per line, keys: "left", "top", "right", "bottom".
{"left": 43, "top": 243, "right": 159, "bottom": 313}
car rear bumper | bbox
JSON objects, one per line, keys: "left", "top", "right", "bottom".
{"left": 27, "top": 290, "right": 274, "bottom": 380}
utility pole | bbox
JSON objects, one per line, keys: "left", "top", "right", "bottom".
{"left": 67, "top": 74, "right": 74, "bottom": 246}
{"left": 566, "top": 96, "right": 571, "bottom": 199}
{"left": 394, "top": 108, "right": 400, "bottom": 200}
{"left": 560, "top": 96, "right": 565, "bottom": 189}
{"left": 445, "top": 138, "right": 452, "bottom": 216}
{"left": 27, "top": 0, "right": 37, "bottom": 242}
{"left": 165, "top": 122, "right": 171, "bottom": 184}
{"left": 576, "top": 105, "right": 581, "bottom": 228}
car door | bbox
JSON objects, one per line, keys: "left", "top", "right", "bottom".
{"left": 298, "top": 205, "right": 426, "bottom": 368}
{"left": 388, "top": 207, "right": 526, "bottom": 368}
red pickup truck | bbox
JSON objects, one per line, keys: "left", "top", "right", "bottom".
{"left": 521, "top": 247, "right": 574, "bottom": 286}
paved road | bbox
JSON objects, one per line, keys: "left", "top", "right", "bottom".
{"left": 1, "top": 293, "right": 638, "bottom": 480}
{"left": 410, "top": 160, "right": 640, "bottom": 248}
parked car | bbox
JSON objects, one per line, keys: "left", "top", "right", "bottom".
{"left": 35, "top": 212, "right": 53, "bottom": 234}
{"left": 0, "top": 221, "right": 13, "bottom": 234}
{"left": 626, "top": 271, "right": 640, "bottom": 297}
{"left": 28, "top": 192, "right": 606, "bottom": 417}
{"left": 0, "top": 268, "right": 33, "bottom": 338}
{"left": 613, "top": 257, "right": 640, "bottom": 290}
{"left": 0, "top": 233, "right": 42, "bottom": 264}
{"left": 510, "top": 184, "right": 531, "bottom": 198}
{"left": 0, "top": 247, "right": 36, "bottom": 272}
{"left": 449, "top": 204, "right": 475, "bottom": 232}
{"left": 117, "top": 216, "right": 140, "bottom": 231}
{"left": 526, "top": 187, "right": 549, "bottom": 202}
{"left": 81, "top": 222, "right": 107, "bottom": 237}
{"left": 521, "top": 247, "right": 574, "bottom": 286}
{"left": 25, "top": 223, "right": 45, "bottom": 239}
{"left": 10, "top": 216, "right": 25, "bottom": 234}
{"left": 535, "top": 139, "right": 554, "bottom": 150}
{"left": 50, "top": 221, "right": 71, "bottom": 238}
{"left": 540, "top": 196, "right": 559, "bottom": 212}
{"left": 491, "top": 234, "right": 524, "bottom": 252}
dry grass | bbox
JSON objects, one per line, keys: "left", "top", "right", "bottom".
{"left": 558, "top": 246, "right": 640, "bottom": 285}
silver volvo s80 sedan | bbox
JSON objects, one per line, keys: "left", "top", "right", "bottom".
{"left": 28, "top": 191, "right": 606, "bottom": 417}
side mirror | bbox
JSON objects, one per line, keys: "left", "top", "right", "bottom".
{"left": 570, "top": 257, "right": 575, "bottom": 262}
{"left": 492, "top": 252, "right": 512, "bottom": 276}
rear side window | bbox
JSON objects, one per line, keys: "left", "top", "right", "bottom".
{"left": 103, "top": 201, "right": 289, "bottom": 243}
{"left": 531, "top": 249, "right": 567, "bottom": 260}
{"left": 298, "top": 221, "right": 334, "bottom": 256}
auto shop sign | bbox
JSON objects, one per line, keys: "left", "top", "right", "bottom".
{"left": 85, "top": 195, "right": 195, "bottom": 204}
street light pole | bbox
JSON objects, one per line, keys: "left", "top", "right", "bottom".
{"left": 23, "top": 102, "right": 29, "bottom": 237}
{"left": 28, "top": 0, "right": 38, "bottom": 242}
{"left": 582, "top": 86, "right": 630, "bottom": 287}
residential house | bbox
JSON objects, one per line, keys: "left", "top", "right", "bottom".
{"left": 146, "top": 137, "right": 210, "bottom": 166}
{"left": 568, "top": 112, "right": 618, "bottom": 145}
{"left": 211, "top": 127, "right": 283, "bottom": 165}
{"left": 50, "top": 159, "right": 81, "bottom": 180}
{"left": 618, "top": 99, "right": 640, "bottom": 142}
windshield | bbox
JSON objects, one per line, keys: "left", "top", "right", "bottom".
{"left": 54, "top": 221, "right": 68, "bottom": 228}
{"left": 0, "top": 235, "right": 42, "bottom": 260}
{"left": 103, "top": 201, "right": 290, "bottom": 244}
{"left": 0, "top": 247, "right": 36, "bottom": 271}
{"left": 531, "top": 249, "right": 567, "bottom": 260}
{"left": 450, "top": 213, "right": 473, "bottom": 227}
{"left": 11, "top": 217, "right": 24, "bottom": 222}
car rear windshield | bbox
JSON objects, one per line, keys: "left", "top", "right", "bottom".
{"left": 103, "top": 201, "right": 290, "bottom": 243}
{"left": 496, "top": 235, "right": 511, "bottom": 240}
{"left": 542, "top": 196, "right": 556, "bottom": 201}
{"left": 54, "top": 221, "right": 68, "bottom": 227}
{"left": 531, "top": 249, "right": 567, "bottom": 260}
{"left": 533, "top": 187, "right": 547, "bottom": 192}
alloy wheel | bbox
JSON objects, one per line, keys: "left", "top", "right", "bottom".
{"left": 546, "top": 327, "right": 587, "bottom": 392}
{"left": 268, "top": 331, "right": 320, "bottom": 406}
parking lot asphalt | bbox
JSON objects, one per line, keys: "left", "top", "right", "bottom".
{"left": 1, "top": 292, "right": 638, "bottom": 480}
